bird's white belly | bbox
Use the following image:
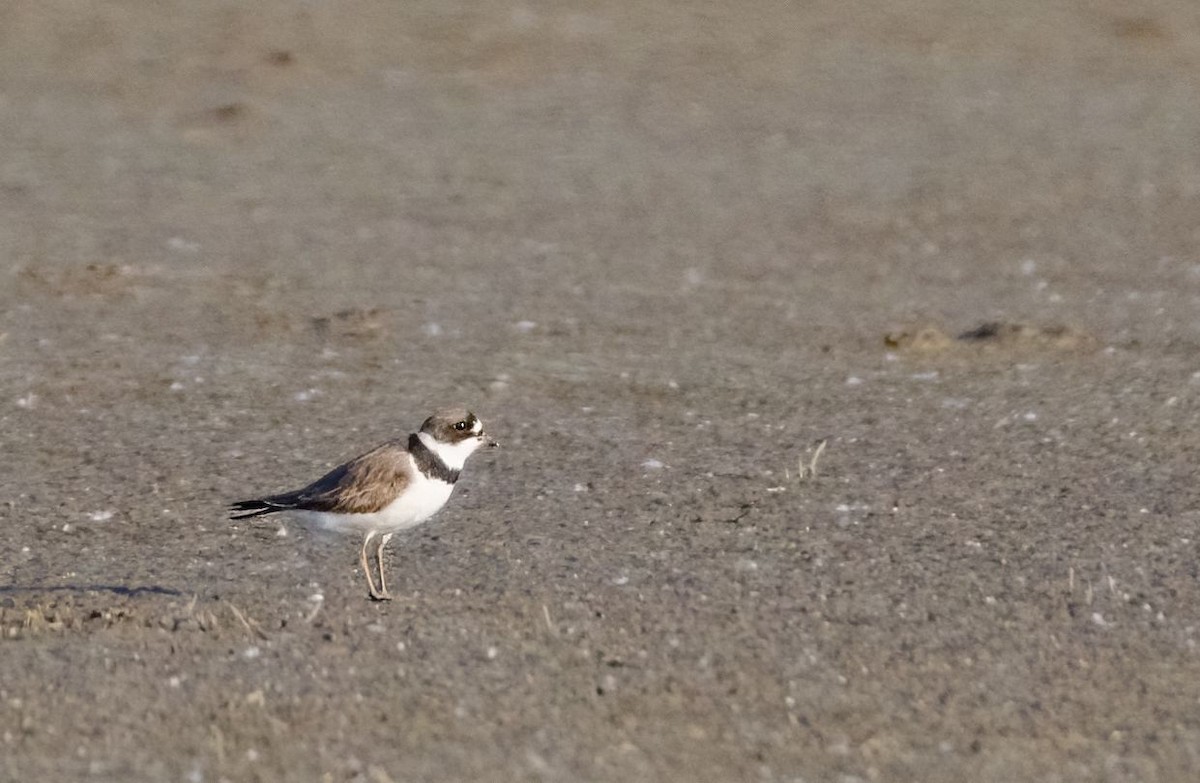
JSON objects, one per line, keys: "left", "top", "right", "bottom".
{"left": 302, "top": 476, "right": 456, "bottom": 535}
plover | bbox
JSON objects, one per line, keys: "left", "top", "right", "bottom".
{"left": 229, "top": 407, "right": 497, "bottom": 601}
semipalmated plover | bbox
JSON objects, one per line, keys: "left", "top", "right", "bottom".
{"left": 229, "top": 407, "right": 497, "bottom": 601}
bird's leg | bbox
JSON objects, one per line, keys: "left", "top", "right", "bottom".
{"left": 375, "top": 533, "right": 394, "bottom": 600}
{"left": 361, "top": 531, "right": 385, "bottom": 601}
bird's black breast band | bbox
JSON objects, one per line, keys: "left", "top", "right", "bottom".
{"left": 408, "top": 433, "right": 461, "bottom": 484}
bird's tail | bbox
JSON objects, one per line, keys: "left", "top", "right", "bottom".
{"left": 229, "top": 497, "right": 295, "bottom": 520}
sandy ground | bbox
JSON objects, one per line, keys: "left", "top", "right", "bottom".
{"left": 3, "top": 1, "right": 1200, "bottom": 780}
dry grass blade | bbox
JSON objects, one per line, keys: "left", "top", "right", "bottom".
{"left": 798, "top": 439, "right": 828, "bottom": 480}
{"left": 223, "top": 600, "right": 268, "bottom": 640}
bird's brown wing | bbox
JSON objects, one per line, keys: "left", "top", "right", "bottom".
{"left": 229, "top": 441, "right": 411, "bottom": 518}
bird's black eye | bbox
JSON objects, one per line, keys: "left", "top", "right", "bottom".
{"left": 454, "top": 420, "right": 468, "bottom": 431}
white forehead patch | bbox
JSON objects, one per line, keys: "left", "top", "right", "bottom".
{"left": 471, "top": 418, "right": 483, "bottom": 434}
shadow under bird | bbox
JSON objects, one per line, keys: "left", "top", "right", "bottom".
{"left": 229, "top": 407, "right": 498, "bottom": 601}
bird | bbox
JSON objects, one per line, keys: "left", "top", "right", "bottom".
{"left": 229, "top": 407, "right": 498, "bottom": 601}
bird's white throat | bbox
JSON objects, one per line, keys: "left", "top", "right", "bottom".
{"left": 418, "top": 431, "right": 480, "bottom": 471}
